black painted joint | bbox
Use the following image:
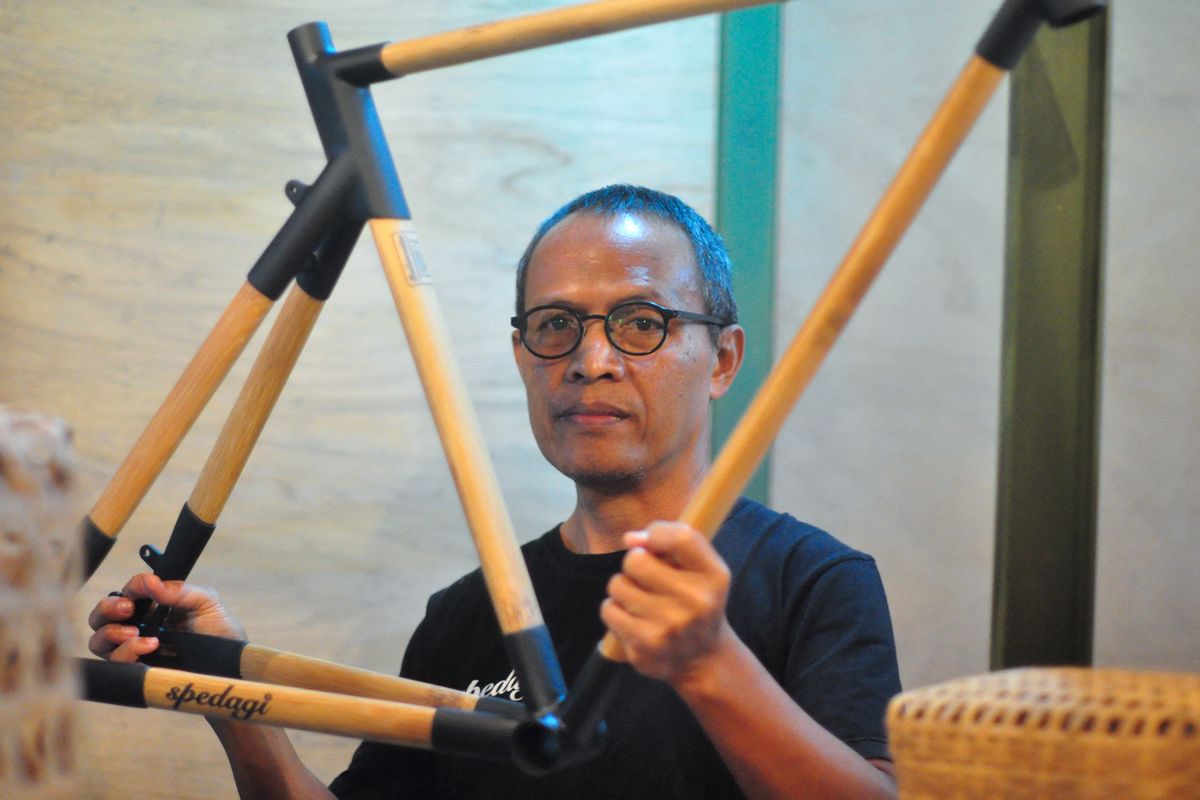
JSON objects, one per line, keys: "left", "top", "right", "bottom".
{"left": 430, "top": 708, "right": 561, "bottom": 775}
{"left": 139, "top": 503, "right": 215, "bottom": 581}
{"left": 295, "top": 218, "right": 361, "bottom": 301}
{"left": 81, "top": 658, "right": 148, "bottom": 708}
{"left": 503, "top": 625, "right": 567, "bottom": 715}
{"left": 287, "top": 22, "right": 410, "bottom": 220}
{"left": 80, "top": 516, "right": 116, "bottom": 581}
{"left": 139, "top": 630, "right": 248, "bottom": 679}
{"left": 474, "top": 695, "right": 529, "bottom": 721}
{"left": 558, "top": 648, "right": 627, "bottom": 755}
{"left": 247, "top": 23, "right": 412, "bottom": 301}
{"left": 976, "top": 0, "right": 1104, "bottom": 69}
{"left": 285, "top": 180, "right": 309, "bottom": 207}
{"left": 330, "top": 43, "right": 393, "bottom": 87}
{"left": 246, "top": 154, "right": 358, "bottom": 300}
{"left": 135, "top": 503, "right": 215, "bottom": 630}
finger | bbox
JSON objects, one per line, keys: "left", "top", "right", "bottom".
{"left": 624, "top": 522, "right": 721, "bottom": 573}
{"left": 620, "top": 547, "right": 717, "bottom": 607}
{"left": 87, "top": 623, "right": 138, "bottom": 657}
{"left": 620, "top": 546, "right": 679, "bottom": 590}
{"left": 122, "top": 573, "right": 213, "bottom": 614}
{"left": 107, "top": 635, "right": 160, "bottom": 663}
{"left": 118, "top": 572, "right": 171, "bottom": 603}
{"left": 87, "top": 594, "right": 136, "bottom": 631}
{"left": 607, "top": 572, "right": 674, "bottom": 620}
{"left": 600, "top": 597, "right": 663, "bottom": 654}
{"left": 87, "top": 624, "right": 158, "bottom": 661}
{"left": 604, "top": 578, "right": 698, "bottom": 649}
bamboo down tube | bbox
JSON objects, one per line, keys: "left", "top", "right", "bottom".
{"left": 381, "top": 0, "right": 781, "bottom": 77}
{"left": 370, "top": 218, "right": 542, "bottom": 636}
{"left": 600, "top": 56, "right": 1006, "bottom": 661}
{"left": 89, "top": 282, "right": 274, "bottom": 537}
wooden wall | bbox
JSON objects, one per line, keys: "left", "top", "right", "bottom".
{"left": 1, "top": 2, "right": 716, "bottom": 796}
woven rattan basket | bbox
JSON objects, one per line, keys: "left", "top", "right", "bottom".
{"left": 0, "top": 407, "right": 78, "bottom": 798}
{"left": 887, "top": 667, "right": 1200, "bottom": 799}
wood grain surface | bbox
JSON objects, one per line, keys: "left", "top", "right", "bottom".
{"left": 0, "top": 1, "right": 717, "bottom": 796}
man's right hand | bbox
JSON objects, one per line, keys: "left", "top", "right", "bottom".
{"left": 87, "top": 573, "right": 247, "bottom": 663}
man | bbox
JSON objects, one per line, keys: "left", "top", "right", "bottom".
{"left": 90, "top": 185, "right": 901, "bottom": 799}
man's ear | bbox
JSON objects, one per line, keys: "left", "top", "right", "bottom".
{"left": 512, "top": 329, "right": 526, "bottom": 369}
{"left": 513, "top": 329, "right": 539, "bottom": 386}
{"left": 709, "top": 324, "right": 745, "bottom": 400}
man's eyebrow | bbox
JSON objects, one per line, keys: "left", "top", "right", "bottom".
{"left": 529, "top": 293, "right": 665, "bottom": 312}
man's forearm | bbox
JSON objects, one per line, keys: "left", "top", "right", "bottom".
{"left": 673, "top": 628, "right": 897, "bottom": 800}
{"left": 209, "top": 720, "right": 335, "bottom": 800}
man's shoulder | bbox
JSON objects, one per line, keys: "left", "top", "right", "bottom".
{"left": 717, "top": 496, "right": 874, "bottom": 576}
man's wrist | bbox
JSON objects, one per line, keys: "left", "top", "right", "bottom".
{"left": 668, "top": 622, "right": 746, "bottom": 704}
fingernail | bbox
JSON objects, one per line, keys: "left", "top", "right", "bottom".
{"left": 116, "top": 599, "right": 133, "bottom": 612}
{"left": 121, "top": 626, "right": 139, "bottom": 637}
{"left": 625, "top": 530, "right": 648, "bottom": 544}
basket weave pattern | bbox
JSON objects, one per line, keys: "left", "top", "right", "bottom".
{"left": 887, "top": 667, "right": 1200, "bottom": 799}
{"left": 0, "top": 408, "right": 78, "bottom": 799}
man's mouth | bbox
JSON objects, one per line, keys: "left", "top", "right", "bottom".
{"left": 556, "top": 403, "right": 630, "bottom": 425}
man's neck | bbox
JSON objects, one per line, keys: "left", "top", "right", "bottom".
{"left": 559, "top": 467, "right": 704, "bottom": 555}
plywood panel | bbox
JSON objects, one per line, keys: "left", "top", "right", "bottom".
{"left": 0, "top": 2, "right": 717, "bottom": 795}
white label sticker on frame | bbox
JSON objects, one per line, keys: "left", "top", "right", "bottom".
{"left": 395, "top": 229, "right": 431, "bottom": 285}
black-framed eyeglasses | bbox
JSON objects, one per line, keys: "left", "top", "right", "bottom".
{"left": 511, "top": 300, "right": 730, "bottom": 359}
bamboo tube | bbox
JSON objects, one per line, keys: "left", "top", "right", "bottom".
{"left": 89, "top": 282, "right": 274, "bottom": 538}
{"left": 687, "top": 56, "right": 1005, "bottom": 535}
{"left": 239, "top": 644, "right": 481, "bottom": 711}
{"left": 370, "top": 218, "right": 541, "bottom": 636}
{"left": 380, "top": 0, "right": 780, "bottom": 77}
{"left": 188, "top": 286, "right": 324, "bottom": 522}
{"left": 599, "top": 56, "right": 1006, "bottom": 662}
{"left": 139, "top": 665, "right": 437, "bottom": 747}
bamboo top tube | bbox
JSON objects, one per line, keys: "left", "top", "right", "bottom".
{"left": 380, "top": 0, "right": 779, "bottom": 77}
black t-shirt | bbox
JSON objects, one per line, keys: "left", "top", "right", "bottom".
{"left": 330, "top": 498, "right": 901, "bottom": 799}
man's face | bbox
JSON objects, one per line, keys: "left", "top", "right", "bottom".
{"left": 513, "top": 211, "right": 738, "bottom": 490}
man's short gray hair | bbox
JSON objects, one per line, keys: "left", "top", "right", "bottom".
{"left": 514, "top": 184, "right": 738, "bottom": 334}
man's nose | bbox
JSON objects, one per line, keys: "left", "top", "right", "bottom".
{"left": 568, "top": 319, "right": 625, "bottom": 381}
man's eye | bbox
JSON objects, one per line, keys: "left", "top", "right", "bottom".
{"left": 537, "top": 315, "right": 574, "bottom": 332}
{"left": 621, "top": 313, "right": 664, "bottom": 332}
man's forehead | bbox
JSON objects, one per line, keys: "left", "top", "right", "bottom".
{"left": 532, "top": 210, "right": 692, "bottom": 264}
{"left": 534, "top": 212, "right": 695, "bottom": 274}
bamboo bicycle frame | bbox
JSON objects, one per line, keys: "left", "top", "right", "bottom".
{"left": 80, "top": 0, "right": 1104, "bottom": 773}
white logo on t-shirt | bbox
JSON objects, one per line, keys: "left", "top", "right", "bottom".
{"left": 464, "top": 670, "right": 523, "bottom": 703}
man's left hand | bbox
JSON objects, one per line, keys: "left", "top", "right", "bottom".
{"left": 601, "top": 521, "right": 734, "bottom": 686}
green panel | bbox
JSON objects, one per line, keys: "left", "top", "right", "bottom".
{"left": 712, "top": 6, "right": 780, "bottom": 505}
{"left": 992, "top": 12, "right": 1109, "bottom": 669}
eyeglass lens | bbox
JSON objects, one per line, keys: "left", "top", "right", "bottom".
{"left": 523, "top": 303, "right": 667, "bottom": 357}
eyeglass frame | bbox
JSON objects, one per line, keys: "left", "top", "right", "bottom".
{"left": 510, "top": 300, "right": 732, "bottom": 359}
